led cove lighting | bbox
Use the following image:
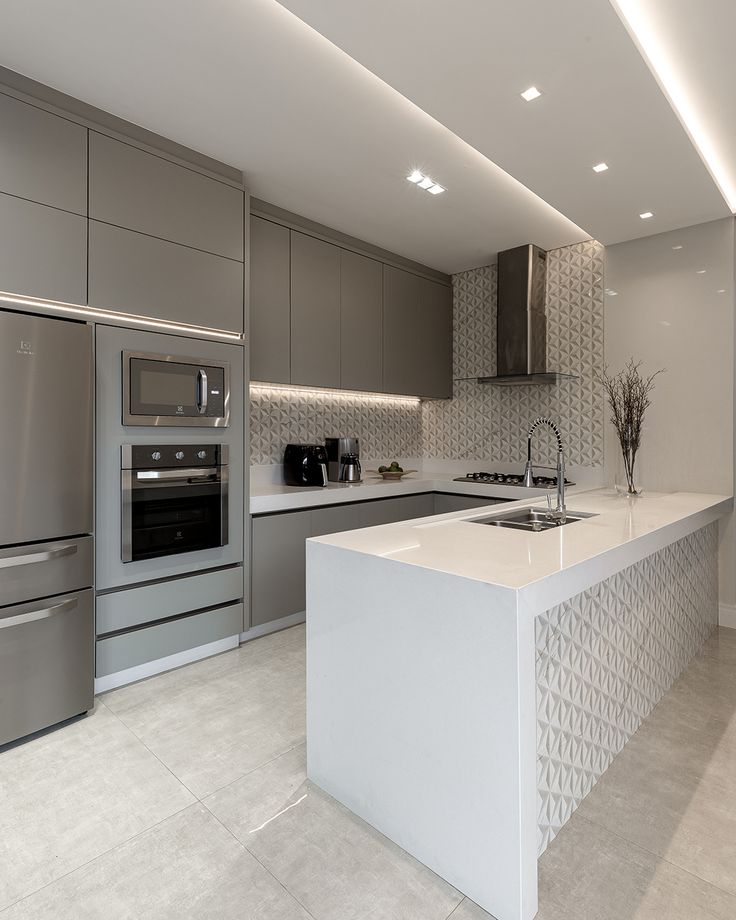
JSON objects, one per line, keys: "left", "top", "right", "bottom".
{"left": 0, "top": 290, "right": 242, "bottom": 341}
{"left": 592, "top": 162, "right": 609, "bottom": 173}
{"left": 611, "top": 0, "right": 736, "bottom": 211}
{"left": 250, "top": 381, "right": 421, "bottom": 406}
{"left": 639, "top": 211, "right": 654, "bottom": 219}
{"left": 521, "top": 86, "right": 542, "bottom": 102}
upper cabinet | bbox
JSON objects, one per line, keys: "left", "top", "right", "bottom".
{"left": 290, "top": 232, "right": 341, "bottom": 388}
{"left": 383, "top": 267, "right": 452, "bottom": 398}
{"left": 89, "top": 133, "right": 243, "bottom": 260}
{"left": 248, "top": 210, "right": 452, "bottom": 398}
{"left": 0, "top": 92, "right": 87, "bottom": 214}
{"left": 250, "top": 216, "right": 291, "bottom": 383}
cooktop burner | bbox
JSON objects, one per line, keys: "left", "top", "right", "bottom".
{"left": 453, "top": 471, "right": 575, "bottom": 488}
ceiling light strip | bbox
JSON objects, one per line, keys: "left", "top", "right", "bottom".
{"left": 611, "top": 0, "right": 736, "bottom": 212}
{"left": 250, "top": 381, "right": 421, "bottom": 406}
{"left": 0, "top": 290, "right": 243, "bottom": 342}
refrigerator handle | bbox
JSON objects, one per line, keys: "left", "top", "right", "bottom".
{"left": 0, "top": 543, "right": 78, "bottom": 569}
{"left": 0, "top": 597, "right": 78, "bottom": 630}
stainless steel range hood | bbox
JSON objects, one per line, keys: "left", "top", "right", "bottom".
{"left": 478, "top": 243, "right": 578, "bottom": 386}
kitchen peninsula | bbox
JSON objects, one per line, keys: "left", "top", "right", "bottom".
{"left": 306, "top": 489, "right": 732, "bottom": 920}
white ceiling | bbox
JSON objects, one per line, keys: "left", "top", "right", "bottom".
{"left": 278, "top": 0, "right": 731, "bottom": 247}
{"left": 0, "top": 0, "right": 731, "bottom": 273}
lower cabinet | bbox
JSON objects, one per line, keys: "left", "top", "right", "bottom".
{"left": 250, "top": 493, "right": 439, "bottom": 628}
{"left": 432, "top": 493, "right": 504, "bottom": 514}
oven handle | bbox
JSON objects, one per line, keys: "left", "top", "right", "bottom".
{"left": 135, "top": 468, "right": 220, "bottom": 482}
{"left": 197, "top": 369, "right": 208, "bottom": 415}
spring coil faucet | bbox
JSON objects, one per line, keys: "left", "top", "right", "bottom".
{"left": 523, "top": 417, "right": 567, "bottom": 523}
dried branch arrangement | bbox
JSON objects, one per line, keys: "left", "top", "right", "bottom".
{"left": 596, "top": 359, "right": 664, "bottom": 494}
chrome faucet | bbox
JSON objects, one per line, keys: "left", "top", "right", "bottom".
{"left": 523, "top": 417, "right": 567, "bottom": 523}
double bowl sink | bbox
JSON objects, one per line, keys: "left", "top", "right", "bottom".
{"left": 470, "top": 507, "right": 597, "bottom": 532}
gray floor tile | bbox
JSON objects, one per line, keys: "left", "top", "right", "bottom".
{"left": 536, "top": 813, "right": 736, "bottom": 920}
{"left": 2, "top": 803, "right": 312, "bottom": 919}
{"left": 447, "top": 898, "right": 498, "bottom": 919}
{"left": 205, "top": 746, "right": 463, "bottom": 920}
{"left": 0, "top": 702, "right": 194, "bottom": 911}
{"left": 102, "top": 627, "right": 306, "bottom": 798}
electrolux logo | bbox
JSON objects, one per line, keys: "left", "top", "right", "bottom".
{"left": 16, "top": 340, "right": 35, "bottom": 356}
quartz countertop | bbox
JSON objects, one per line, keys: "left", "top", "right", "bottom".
{"left": 308, "top": 489, "right": 732, "bottom": 617}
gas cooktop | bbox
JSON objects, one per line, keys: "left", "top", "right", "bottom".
{"left": 453, "top": 471, "right": 575, "bottom": 489}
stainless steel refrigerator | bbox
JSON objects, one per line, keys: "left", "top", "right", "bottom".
{"left": 0, "top": 310, "right": 94, "bottom": 746}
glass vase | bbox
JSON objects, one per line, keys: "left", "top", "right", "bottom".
{"left": 614, "top": 443, "right": 642, "bottom": 496}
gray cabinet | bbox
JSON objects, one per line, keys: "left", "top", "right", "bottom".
{"left": 251, "top": 510, "right": 313, "bottom": 628}
{"left": 383, "top": 266, "right": 452, "bottom": 398}
{"left": 89, "top": 132, "right": 243, "bottom": 260}
{"left": 249, "top": 216, "right": 291, "bottom": 383}
{"left": 340, "top": 250, "right": 383, "bottom": 392}
{"left": 290, "top": 232, "right": 341, "bottom": 387}
{"left": 88, "top": 220, "right": 244, "bottom": 332}
{"left": 0, "top": 92, "right": 87, "bottom": 214}
{"left": 0, "top": 192, "right": 87, "bottom": 303}
{"left": 360, "top": 494, "right": 436, "bottom": 526}
{"left": 433, "top": 494, "right": 504, "bottom": 515}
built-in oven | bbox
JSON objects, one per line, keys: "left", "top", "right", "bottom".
{"left": 121, "top": 444, "right": 228, "bottom": 563}
{"left": 123, "top": 351, "right": 230, "bottom": 427}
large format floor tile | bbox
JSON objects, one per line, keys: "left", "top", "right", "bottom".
{"left": 2, "top": 803, "right": 312, "bottom": 919}
{"left": 205, "top": 745, "right": 463, "bottom": 920}
{"left": 0, "top": 702, "right": 194, "bottom": 910}
{"left": 102, "top": 626, "right": 306, "bottom": 798}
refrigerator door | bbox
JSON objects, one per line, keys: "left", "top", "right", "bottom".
{"left": 0, "top": 588, "right": 94, "bottom": 746}
{"left": 0, "top": 311, "right": 93, "bottom": 546}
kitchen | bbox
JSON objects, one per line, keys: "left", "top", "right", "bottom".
{"left": 0, "top": 2, "right": 735, "bottom": 919}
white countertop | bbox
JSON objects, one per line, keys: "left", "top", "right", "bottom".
{"left": 309, "top": 489, "right": 732, "bottom": 616}
{"left": 250, "top": 472, "right": 582, "bottom": 514}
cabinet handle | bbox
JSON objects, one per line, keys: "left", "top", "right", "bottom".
{"left": 0, "top": 597, "right": 78, "bottom": 630}
{"left": 0, "top": 543, "right": 78, "bottom": 569}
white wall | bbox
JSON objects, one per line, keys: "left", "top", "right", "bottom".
{"left": 604, "top": 217, "right": 735, "bottom": 610}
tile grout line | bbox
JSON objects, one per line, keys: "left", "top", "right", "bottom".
{"left": 200, "top": 740, "right": 307, "bottom": 803}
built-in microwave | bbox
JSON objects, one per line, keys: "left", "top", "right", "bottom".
{"left": 122, "top": 351, "right": 230, "bottom": 427}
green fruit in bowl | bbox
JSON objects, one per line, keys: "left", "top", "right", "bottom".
{"left": 378, "top": 465, "right": 388, "bottom": 473}
{"left": 389, "top": 461, "right": 403, "bottom": 472}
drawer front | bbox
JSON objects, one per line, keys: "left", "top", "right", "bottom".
{"left": 89, "top": 133, "right": 243, "bottom": 260}
{"left": 96, "top": 601, "right": 243, "bottom": 677}
{"left": 96, "top": 566, "right": 244, "bottom": 636}
{"left": 88, "top": 220, "right": 243, "bottom": 332}
{"left": 0, "top": 192, "right": 87, "bottom": 303}
{"left": 0, "top": 588, "right": 94, "bottom": 745}
{"left": 0, "top": 536, "right": 93, "bottom": 608}
{"left": 0, "top": 92, "right": 87, "bottom": 214}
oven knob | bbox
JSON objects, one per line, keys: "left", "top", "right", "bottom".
{"left": 151, "top": 450, "right": 161, "bottom": 461}
{"left": 197, "top": 450, "right": 207, "bottom": 460}
{"left": 175, "top": 450, "right": 185, "bottom": 461}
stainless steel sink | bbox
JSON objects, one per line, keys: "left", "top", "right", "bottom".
{"left": 470, "top": 508, "right": 597, "bottom": 532}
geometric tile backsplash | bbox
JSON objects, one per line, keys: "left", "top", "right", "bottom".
{"left": 536, "top": 521, "right": 718, "bottom": 855}
{"left": 250, "top": 239, "right": 605, "bottom": 468}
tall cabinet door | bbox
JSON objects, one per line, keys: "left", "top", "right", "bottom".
{"left": 290, "top": 232, "right": 340, "bottom": 388}
{"left": 383, "top": 266, "right": 451, "bottom": 398}
{"left": 340, "top": 250, "right": 382, "bottom": 392}
{"left": 249, "top": 216, "right": 291, "bottom": 383}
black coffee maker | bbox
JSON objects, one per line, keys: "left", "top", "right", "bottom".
{"left": 283, "top": 443, "right": 328, "bottom": 487}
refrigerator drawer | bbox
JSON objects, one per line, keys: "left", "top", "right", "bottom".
{"left": 0, "top": 536, "right": 93, "bottom": 608}
{"left": 0, "top": 588, "right": 94, "bottom": 746}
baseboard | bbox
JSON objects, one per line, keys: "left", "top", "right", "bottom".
{"left": 719, "top": 604, "right": 736, "bottom": 630}
{"left": 95, "top": 634, "right": 240, "bottom": 693}
{"left": 240, "top": 611, "right": 306, "bottom": 643}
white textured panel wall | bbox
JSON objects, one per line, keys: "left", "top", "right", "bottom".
{"left": 536, "top": 522, "right": 719, "bottom": 855}
{"left": 422, "top": 240, "right": 605, "bottom": 466}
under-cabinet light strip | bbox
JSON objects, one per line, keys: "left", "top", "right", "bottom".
{"left": 0, "top": 290, "right": 243, "bottom": 342}
{"left": 250, "top": 381, "right": 421, "bottom": 406}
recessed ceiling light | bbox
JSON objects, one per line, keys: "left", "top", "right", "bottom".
{"left": 696, "top": 269, "right": 707, "bottom": 274}
{"left": 672, "top": 245, "right": 683, "bottom": 250}
{"left": 592, "top": 162, "right": 609, "bottom": 173}
{"left": 428, "top": 184, "right": 445, "bottom": 195}
{"left": 407, "top": 170, "right": 423, "bottom": 184}
{"left": 520, "top": 86, "right": 542, "bottom": 102}
{"left": 639, "top": 211, "right": 654, "bottom": 219}
{"left": 717, "top": 289, "right": 726, "bottom": 294}
{"left": 407, "top": 170, "right": 446, "bottom": 196}
{"left": 418, "top": 175, "right": 435, "bottom": 190}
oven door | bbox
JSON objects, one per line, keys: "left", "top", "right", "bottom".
{"left": 123, "top": 351, "right": 229, "bottom": 427}
{"left": 122, "top": 466, "right": 228, "bottom": 562}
